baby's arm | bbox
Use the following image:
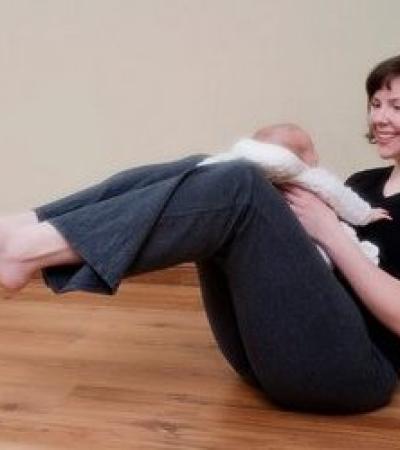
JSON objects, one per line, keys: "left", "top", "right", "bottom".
{"left": 293, "top": 167, "right": 391, "bottom": 225}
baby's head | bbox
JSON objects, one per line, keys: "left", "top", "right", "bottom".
{"left": 252, "top": 123, "right": 318, "bottom": 166}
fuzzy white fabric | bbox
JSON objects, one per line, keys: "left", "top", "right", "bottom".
{"left": 197, "top": 138, "right": 380, "bottom": 267}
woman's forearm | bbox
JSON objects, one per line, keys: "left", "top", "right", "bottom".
{"left": 322, "top": 227, "right": 400, "bottom": 336}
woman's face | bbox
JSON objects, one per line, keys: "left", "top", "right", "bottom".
{"left": 368, "top": 76, "right": 400, "bottom": 161}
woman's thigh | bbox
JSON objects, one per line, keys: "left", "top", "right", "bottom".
{"left": 213, "top": 168, "right": 398, "bottom": 413}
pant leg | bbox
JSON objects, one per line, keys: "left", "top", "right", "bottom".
{"left": 34, "top": 154, "right": 208, "bottom": 221}
{"left": 196, "top": 259, "right": 260, "bottom": 388}
{"left": 38, "top": 159, "right": 254, "bottom": 294}
{"left": 38, "top": 160, "right": 398, "bottom": 413}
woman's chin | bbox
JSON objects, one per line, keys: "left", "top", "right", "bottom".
{"left": 377, "top": 145, "right": 400, "bottom": 160}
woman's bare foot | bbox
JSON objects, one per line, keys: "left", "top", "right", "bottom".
{"left": 0, "top": 221, "right": 83, "bottom": 293}
{"left": 0, "top": 254, "right": 36, "bottom": 293}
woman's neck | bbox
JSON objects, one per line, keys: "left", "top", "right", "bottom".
{"left": 389, "top": 162, "right": 400, "bottom": 180}
{"left": 383, "top": 162, "right": 400, "bottom": 197}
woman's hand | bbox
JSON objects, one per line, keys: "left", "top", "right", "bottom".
{"left": 280, "top": 184, "right": 342, "bottom": 246}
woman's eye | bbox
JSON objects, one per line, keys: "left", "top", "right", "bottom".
{"left": 393, "top": 104, "right": 400, "bottom": 111}
{"left": 370, "top": 101, "right": 380, "bottom": 109}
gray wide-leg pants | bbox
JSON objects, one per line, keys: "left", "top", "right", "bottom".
{"left": 33, "top": 154, "right": 399, "bottom": 414}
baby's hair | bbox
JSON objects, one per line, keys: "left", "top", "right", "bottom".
{"left": 252, "top": 123, "right": 318, "bottom": 166}
{"left": 252, "top": 123, "right": 306, "bottom": 141}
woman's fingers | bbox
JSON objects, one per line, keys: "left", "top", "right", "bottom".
{"left": 281, "top": 189, "right": 294, "bottom": 202}
{"left": 281, "top": 184, "right": 308, "bottom": 199}
{"left": 281, "top": 187, "right": 306, "bottom": 205}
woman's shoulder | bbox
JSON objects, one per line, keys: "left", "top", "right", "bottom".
{"left": 345, "top": 165, "right": 393, "bottom": 188}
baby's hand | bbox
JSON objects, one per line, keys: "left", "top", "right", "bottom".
{"left": 369, "top": 207, "right": 393, "bottom": 222}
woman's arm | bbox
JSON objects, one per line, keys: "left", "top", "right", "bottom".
{"left": 283, "top": 185, "right": 400, "bottom": 337}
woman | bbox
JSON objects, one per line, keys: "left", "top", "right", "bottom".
{"left": 1, "top": 55, "right": 400, "bottom": 414}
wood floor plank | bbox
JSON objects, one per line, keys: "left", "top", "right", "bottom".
{"left": 0, "top": 280, "right": 398, "bottom": 449}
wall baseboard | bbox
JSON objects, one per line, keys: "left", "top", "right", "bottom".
{"left": 33, "top": 263, "right": 199, "bottom": 287}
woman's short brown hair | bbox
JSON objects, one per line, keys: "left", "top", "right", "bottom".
{"left": 366, "top": 55, "right": 400, "bottom": 101}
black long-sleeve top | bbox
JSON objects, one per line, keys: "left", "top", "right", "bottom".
{"left": 345, "top": 165, "right": 400, "bottom": 278}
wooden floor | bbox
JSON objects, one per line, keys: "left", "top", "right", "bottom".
{"left": 0, "top": 279, "right": 399, "bottom": 449}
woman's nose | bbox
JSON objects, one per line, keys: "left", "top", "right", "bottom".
{"left": 371, "top": 106, "right": 390, "bottom": 124}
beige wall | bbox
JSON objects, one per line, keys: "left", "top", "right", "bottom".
{"left": 0, "top": 0, "right": 399, "bottom": 212}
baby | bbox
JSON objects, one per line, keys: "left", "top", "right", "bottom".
{"left": 197, "top": 124, "right": 391, "bottom": 266}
